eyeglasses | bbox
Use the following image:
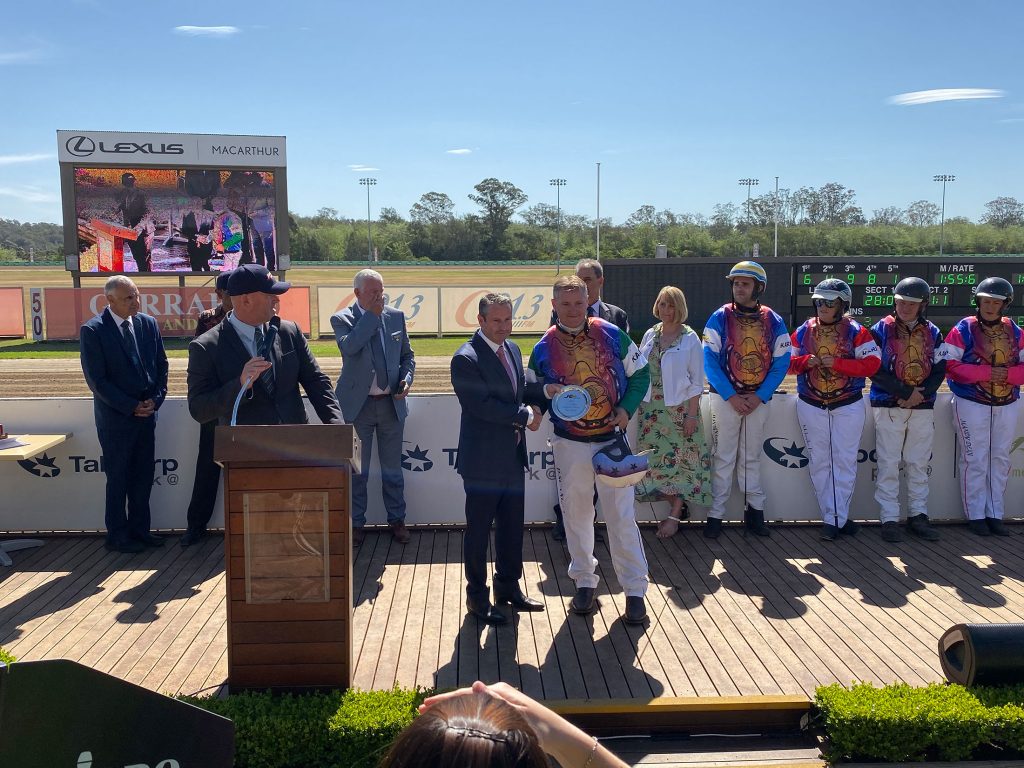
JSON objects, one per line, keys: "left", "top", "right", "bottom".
{"left": 814, "top": 298, "right": 839, "bottom": 308}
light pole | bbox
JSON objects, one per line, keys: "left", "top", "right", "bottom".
{"left": 773, "top": 176, "right": 779, "bottom": 259}
{"left": 738, "top": 178, "right": 759, "bottom": 227}
{"left": 550, "top": 178, "right": 566, "bottom": 273}
{"left": 595, "top": 162, "right": 601, "bottom": 262}
{"left": 359, "top": 177, "right": 377, "bottom": 261}
{"left": 933, "top": 174, "right": 955, "bottom": 258}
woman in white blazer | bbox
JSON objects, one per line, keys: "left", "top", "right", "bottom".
{"left": 636, "top": 286, "right": 713, "bottom": 537}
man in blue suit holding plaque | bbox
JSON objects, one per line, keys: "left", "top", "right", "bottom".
{"left": 332, "top": 269, "right": 416, "bottom": 547}
{"left": 451, "top": 293, "right": 548, "bottom": 624}
{"left": 81, "top": 276, "right": 168, "bottom": 553}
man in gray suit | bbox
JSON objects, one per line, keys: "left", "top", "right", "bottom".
{"left": 331, "top": 269, "right": 416, "bottom": 546}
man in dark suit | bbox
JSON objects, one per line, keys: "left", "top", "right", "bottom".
{"left": 180, "top": 270, "right": 232, "bottom": 548}
{"left": 80, "top": 276, "right": 169, "bottom": 553}
{"left": 187, "top": 264, "right": 342, "bottom": 429}
{"left": 451, "top": 293, "right": 547, "bottom": 624}
{"left": 331, "top": 269, "right": 415, "bottom": 547}
{"left": 548, "top": 258, "right": 630, "bottom": 542}
{"left": 549, "top": 258, "right": 630, "bottom": 332}
{"left": 181, "top": 200, "right": 215, "bottom": 272}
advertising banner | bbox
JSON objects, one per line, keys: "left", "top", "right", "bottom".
{"left": 0, "top": 288, "right": 24, "bottom": 337}
{"left": 57, "top": 131, "right": 287, "bottom": 167}
{"left": 42, "top": 286, "right": 311, "bottom": 340}
{"left": 1, "top": 395, "right": 1014, "bottom": 533}
{"left": 439, "top": 286, "right": 551, "bottom": 334}
{"left": 316, "top": 285, "right": 440, "bottom": 335}
{"left": 316, "top": 285, "right": 553, "bottom": 337}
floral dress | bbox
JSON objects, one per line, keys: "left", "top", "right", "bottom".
{"left": 635, "top": 326, "right": 713, "bottom": 507}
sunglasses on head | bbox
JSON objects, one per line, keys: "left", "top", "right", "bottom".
{"left": 814, "top": 298, "right": 839, "bottom": 308}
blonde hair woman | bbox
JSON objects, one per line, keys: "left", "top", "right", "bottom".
{"left": 636, "top": 286, "right": 712, "bottom": 537}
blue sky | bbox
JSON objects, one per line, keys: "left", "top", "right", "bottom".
{"left": 2, "top": 0, "right": 1023, "bottom": 225}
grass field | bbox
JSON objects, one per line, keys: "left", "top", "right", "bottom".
{"left": 0, "top": 264, "right": 560, "bottom": 357}
{"left": 0, "top": 335, "right": 546, "bottom": 359}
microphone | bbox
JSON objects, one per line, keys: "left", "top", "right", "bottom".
{"left": 231, "top": 376, "right": 253, "bottom": 426}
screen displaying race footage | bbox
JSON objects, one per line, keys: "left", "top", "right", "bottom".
{"left": 74, "top": 167, "right": 277, "bottom": 273}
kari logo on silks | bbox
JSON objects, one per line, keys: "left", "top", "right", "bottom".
{"left": 763, "top": 438, "right": 809, "bottom": 469}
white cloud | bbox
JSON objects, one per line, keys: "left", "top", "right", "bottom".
{"left": 0, "top": 49, "right": 45, "bottom": 65}
{"left": 0, "top": 153, "right": 53, "bottom": 166}
{"left": 0, "top": 186, "right": 57, "bottom": 203}
{"left": 173, "top": 26, "right": 240, "bottom": 37}
{"left": 348, "top": 164, "right": 379, "bottom": 171}
{"left": 888, "top": 88, "right": 1004, "bottom": 106}
{"left": 446, "top": 148, "right": 472, "bottom": 155}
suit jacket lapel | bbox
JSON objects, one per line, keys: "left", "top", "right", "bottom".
{"left": 474, "top": 332, "right": 516, "bottom": 396}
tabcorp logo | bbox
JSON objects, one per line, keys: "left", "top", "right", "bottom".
{"left": 18, "top": 452, "right": 61, "bottom": 478}
{"left": 65, "top": 135, "right": 96, "bottom": 157}
{"left": 763, "top": 437, "right": 809, "bottom": 469}
{"left": 401, "top": 444, "right": 433, "bottom": 472}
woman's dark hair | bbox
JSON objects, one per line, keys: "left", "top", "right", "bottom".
{"left": 378, "top": 691, "right": 548, "bottom": 767}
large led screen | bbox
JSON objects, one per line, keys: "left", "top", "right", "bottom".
{"left": 73, "top": 167, "right": 278, "bottom": 273}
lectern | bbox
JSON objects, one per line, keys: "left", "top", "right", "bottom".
{"left": 214, "top": 423, "right": 359, "bottom": 692}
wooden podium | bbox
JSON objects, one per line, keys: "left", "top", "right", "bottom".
{"left": 214, "top": 424, "right": 359, "bottom": 692}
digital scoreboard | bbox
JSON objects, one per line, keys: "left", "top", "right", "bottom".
{"left": 792, "top": 260, "right": 1024, "bottom": 332}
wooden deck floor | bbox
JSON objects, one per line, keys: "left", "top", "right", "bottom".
{"left": 1, "top": 523, "right": 1022, "bottom": 700}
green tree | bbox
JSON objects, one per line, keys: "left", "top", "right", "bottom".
{"left": 982, "top": 196, "right": 1024, "bottom": 228}
{"left": 906, "top": 200, "right": 940, "bottom": 227}
{"left": 468, "top": 178, "right": 528, "bottom": 257}
{"left": 409, "top": 192, "right": 455, "bottom": 224}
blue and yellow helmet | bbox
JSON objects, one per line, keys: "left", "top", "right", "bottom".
{"left": 727, "top": 260, "right": 767, "bottom": 287}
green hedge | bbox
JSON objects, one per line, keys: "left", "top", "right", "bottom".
{"left": 815, "top": 682, "right": 1024, "bottom": 762}
{"left": 182, "top": 686, "right": 427, "bottom": 768}
{"left": 0, "top": 647, "right": 14, "bottom": 664}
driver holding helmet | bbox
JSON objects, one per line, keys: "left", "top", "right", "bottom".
{"left": 527, "top": 275, "right": 651, "bottom": 624}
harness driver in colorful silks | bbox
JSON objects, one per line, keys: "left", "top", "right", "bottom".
{"left": 789, "top": 279, "right": 881, "bottom": 541}
{"left": 868, "top": 277, "right": 950, "bottom": 543}
{"left": 944, "top": 277, "right": 1024, "bottom": 537}
{"left": 701, "top": 261, "right": 791, "bottom": 538}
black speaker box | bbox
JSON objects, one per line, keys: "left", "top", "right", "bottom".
{"left": 0, "top": 660, "right": 233, "bottom": 768}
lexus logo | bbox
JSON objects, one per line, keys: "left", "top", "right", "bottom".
{"left": 65, "top": 135, "right": 96, "bottom": 157}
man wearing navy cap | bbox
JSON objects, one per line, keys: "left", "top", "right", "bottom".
{"left": 181, "top": 270, "right": 234, "bottom": 547}
{"left": 187, "top": 264, "right": 342, "bottom": 432}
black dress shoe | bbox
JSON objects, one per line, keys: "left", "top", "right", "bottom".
{"left": 494, "top": 587, "right": 545, "bottom": 612}
{"left": 134, "top": 533, "right": 165, "bottom": 547}
{"left": 106, "top": 539, "right": 145, "bottom": 554}
{"left": 466, "top": 599, "right": 507, "bottom": 625}
{"left": 180, "top": 528, "right": 206, "bottom": 548}
{"left": 571, "top": 587, "right": 596, "bottom": 615}
{"left": 986, "top": 517, "right": 1011, "bottom": 536}
{"left": 623, "top": 596, "right": 647, "bottom": 625}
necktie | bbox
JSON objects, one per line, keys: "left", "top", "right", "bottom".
{"left": 587, "top": 306, "right": 597, "bottom": 318}
{"left": 120, "top": 319, "right": 145, "bottom": 380}
{"left": 497, "top": 345, "right": 521, "bottom": 443}
{"left": 496, "top": 345, "right": 518, "bottom": 392}
{"left": 370, "top": 330, "right": 389, "bottom": 390}
{"left": 254, "top": 325, "right": 276, "bottom": 398}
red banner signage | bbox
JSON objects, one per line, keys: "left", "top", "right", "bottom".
{"left": 43, "top": 286, "right": 311, "bottom": 340}
{"left": 0, "top": 287, "right": 24, "bottom": 337}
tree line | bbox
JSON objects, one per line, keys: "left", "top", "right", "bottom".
{"left": 291, "top": 180, "right": 1024, "bottom": 262}
{"left": 3, "top": 181, "right": 1024, "bottom": 264}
